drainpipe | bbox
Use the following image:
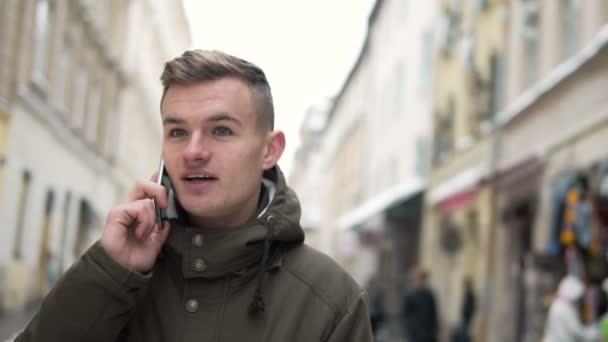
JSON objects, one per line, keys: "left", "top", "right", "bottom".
{"left": 479, "top": 79, "right": 504, "bottom": 342}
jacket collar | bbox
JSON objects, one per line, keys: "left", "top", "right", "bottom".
{"left": 162, "top": 166, "right": 304, "bottom": 279}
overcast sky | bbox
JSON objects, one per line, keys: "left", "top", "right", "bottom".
{"left": 183, "top": 0, "right": 375, "bottom": 176}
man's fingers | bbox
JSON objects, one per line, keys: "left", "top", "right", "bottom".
{"left": 133, "top": 199, "right": 157, "bottom": 239}
{"left": 128, "top": 180, "right": 168, "bottom": 208}
{"left": 150, "top": 172, "right": 159, "bottom": 182}
{"left": 110, "top": 199, "right": 157, "bottom": 239}
{"left": 151, "top": 221, "right": 172, "bottom": 247}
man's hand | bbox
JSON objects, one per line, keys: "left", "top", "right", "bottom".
{"left": 100, "top": 174, "right": 171, "bottom": 273}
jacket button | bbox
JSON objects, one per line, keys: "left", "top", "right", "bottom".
{"left": 193, "top": 258, "right": 206, "bottom": 272}
{"left": 185, "top": 299, "right": 199, "bottom": 313}
{"left": 192, "top": 234, "right": 205, "bottom": 247}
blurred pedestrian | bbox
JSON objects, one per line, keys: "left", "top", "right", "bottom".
{"left": 14, "top": 50, "right": 373, "bottom": 341}
{"left": 543, "top": 275, "right": 599, "bottom": 342}
{"left": 451, "top": 277, "right": 476, "bottom": 342}
{"left": 367, "top": 275, "right": 386, "bottom": 337}
{"left": 402, "top": 268, "right": 439, "bottom": 342}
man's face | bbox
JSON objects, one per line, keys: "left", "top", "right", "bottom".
{"left": 160, "top": 77, "right": 283, "bottom": 227}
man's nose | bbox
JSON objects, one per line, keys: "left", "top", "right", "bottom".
{"left": 184, "top": 133, "right": 211, "bottom": 162}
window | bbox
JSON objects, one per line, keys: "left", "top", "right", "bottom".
{"left": 71, "top": 62, "right": 88, "bottom": 131}
{"left": 58, "top": 191, "right": 71, "bottom": 273}
{"left": 32, "top": 0, "right": 51, "bottom": 85}
{"left": 85, "top": 81, "right": 101, "bottom": 145}
{"left": 99, "top": 79, "right": 118, "bottom": 158}
{"left": 522, "top": 3, "right": 540, "bottom": 86}
{"left": 476, "top": 0, "right": 489, "bottom": 12}
{"left": 439, "top": 6, "right": 460, "bottom": 57}
{"left": 461, "top": 34, "right": 475, "bottom": 70}
{"left": 73, "top": 199, "right": 96, "bottom": 258}
{"left": 39, "top": 189, "right": 56, "bottom": 294}
{"left": 392, "top": 63, "right": 404, "bottom": 117}
{"left": 54, "top": 36, "right": 72, "bottom": 114}
{"left": 420, "top": 31, "right": 433, "bottom": 91}
{"left": 561, "top": 0, "right": 580, "bottom": 59}
{"left": 389, "top": 157, "right": 399, "bottom": 187}
{"left": 433, "top": 99, "right": 455, "bottom": 166}
{"left": 13, "top": 171, "right": 32, "bottom": 259}
{"left": 489, "top": 53, "right": 504, "bottom": 118}
{"left": 98, "top": 78, "right": 118, "bottom": 161}
{"left": 416, "top": 137, "right": 429, "bottom": 178}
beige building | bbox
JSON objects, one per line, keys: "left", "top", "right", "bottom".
{"left": 422, "top": 0, "right": 608, "bottom": 340}
{"left": 487, "top": 1, "right": 608, "bottom": 341}
{"left": 0, "top": 0, "right": 190, "bottom": 314}
{"left": 420, "top": 0, "right": 508, "bottom": 338}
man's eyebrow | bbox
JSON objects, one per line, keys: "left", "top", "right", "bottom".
{"left": 162, "top": 116, "right": 185, "bottom": 125}
{"left": 207, "top": 113, "right": 243, "bottom": 126}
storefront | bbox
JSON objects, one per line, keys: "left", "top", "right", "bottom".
{"left": 337, "top": 178, "right": 425, "bottom": 333}
{"left": 424, "top": 165, "right": 493, "bottom": 338}
{"left": 544, "top": 159, "right": 608, "bottom": 322}
{"left": 489, "top": 156, "right": 547, "bottom": 342}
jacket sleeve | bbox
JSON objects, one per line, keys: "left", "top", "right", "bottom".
{"left": 325, "top": 290, "right": 374, "bottom": 342}
{"left": 15, "top": 241, "right": 150, "bottom": 342}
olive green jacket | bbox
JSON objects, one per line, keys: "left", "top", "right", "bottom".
{"left": 16, "top": 167, "right": 373, "bottom": 341}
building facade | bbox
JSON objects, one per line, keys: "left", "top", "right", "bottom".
{"left": 112, "top": 0, "right": 191, "bottom": 198}
{"left": 0, "top": 0, "right": 190, "bottom": 314}
{"left": 289, "top": 99, "right": 332, "bottom": 253}
{"left": 420, "top": 0, "right": 508, "bottom": 339}
{"left": 422, "top": 0, "right": 608, "bottom": 341}
{"left": 291, "top": 0, "right": 437, "bottom": 337}
{"left": 487, "top": 1, "right": 608, "bottom": 341}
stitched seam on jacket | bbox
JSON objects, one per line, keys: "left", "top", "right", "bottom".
{"left": 322, "top": 290, "right": 366, "bottom": 342}
{"left": 280, "top": 266, "right": 338, "bottom": 317}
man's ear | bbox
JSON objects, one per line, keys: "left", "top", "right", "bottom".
{"left": 262, "top": 131, "right": 286, "bottom": 170}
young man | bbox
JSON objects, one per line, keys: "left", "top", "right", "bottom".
{"left": 16, "top": 50, "right": 373, "bottom": 341}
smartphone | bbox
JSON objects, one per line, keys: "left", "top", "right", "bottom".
{"left": 154, "top": 158, "right": 173, "bottom": 228}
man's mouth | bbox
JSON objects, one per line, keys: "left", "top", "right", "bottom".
{"left": 183, "top": 174, "right": 218, "bottom": 183}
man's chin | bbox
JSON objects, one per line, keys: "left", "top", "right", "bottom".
{"left": 182, "top": 204, "right": 216, "bottom": 218}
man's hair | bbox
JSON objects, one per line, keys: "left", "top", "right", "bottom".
{"left": 160, "top": 49, "right": 274, "bottom": 131}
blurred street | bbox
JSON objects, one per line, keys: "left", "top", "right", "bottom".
{"left": 0, "top": 308, "right": 35, "bottom": 342}
{"left": 0, "top": 0, "right": 607, "bottom": 341}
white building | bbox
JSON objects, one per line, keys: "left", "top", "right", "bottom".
{"left": 0, "top": 0, "right": 191, "bottom": 313}
{"left": 291, "top": 0, "right": 437, "bottom": 329}
{"left": 289, "top": 99, "right": 332, "bottom": 252}
{"left": 113, "top": 0, "right": 191, "bottom": 197}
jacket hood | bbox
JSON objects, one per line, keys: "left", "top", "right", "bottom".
{"left": 257, "top": 166, "right": 305, "bottom": 243}
{"left": 557, "top": 275, "right": 584, "bottom": 301}
{"left": 162, "top": 165, "right": 304, "bottom": 279}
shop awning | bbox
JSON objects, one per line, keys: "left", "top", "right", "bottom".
{"left": 429, "top": 166, "right": 488, "bottom": 205}
{"left": 337, "top": 177, "right": 426, "bottom": 231}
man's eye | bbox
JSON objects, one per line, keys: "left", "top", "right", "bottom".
{"left": 213, "top": 127, "right": 232, "bottom": 136}
{"left": 169, "top": 128, "right": 187, "bottom": 138}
